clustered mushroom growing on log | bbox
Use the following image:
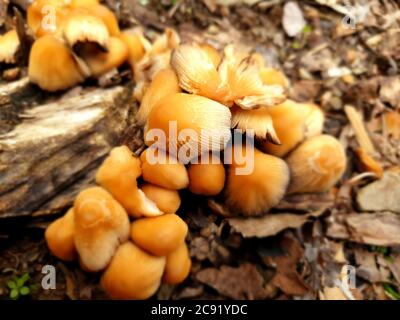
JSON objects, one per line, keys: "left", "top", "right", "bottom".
{"left": 19, "top": 0, "right": 348, "bottom": 300}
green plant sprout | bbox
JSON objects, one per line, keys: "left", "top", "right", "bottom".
{"left": 383, "top": 283, "right": 400, "bottom": 300}
{"left": 7, "top": 273, "right": 36, "bottom": 300}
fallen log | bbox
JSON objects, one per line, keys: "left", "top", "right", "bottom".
{"left": 0, "top": 79, "right": 137, "bottom": 218}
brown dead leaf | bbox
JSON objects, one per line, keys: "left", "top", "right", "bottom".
{"left": 265, "top": 236, "right": 310, "bottom": 296}
{"left": 196, "top": 263, "right": 269, "bottom": 299}
{"left": 355, "top": 250, "right": 382, "bottom": 283}
{"left": 276, "top": 192, "right": 334, "bottom": 212}
{"left": 380, "top": 76, "right": 400, "bottom": 108}
{"left": 319, "top": 287, "right": 348, "bottom": 300}
{"left": 228, "top": 209, "right": 325, "bottom": 238}
{"left": 346, "top": 212, "right": 400, "bottom": 246}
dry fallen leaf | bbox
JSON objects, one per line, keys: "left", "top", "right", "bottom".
{"left": 196, "top": 263, "right": 269, "bottom": 299}
{"left": 228, "top": 210, "right": 325, "bottom": 238}
{"left": 355, "top": 250, "right": 383, "bottom": 283}
{"left": 346, "top": 212, "right": 400, "bottom": 246}
{"left": 356, "top": 171, "right": 400, "bottom": 214}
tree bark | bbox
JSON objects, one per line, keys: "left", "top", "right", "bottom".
{"left": 0, "top": 79, "right": 137, "bottom": 218}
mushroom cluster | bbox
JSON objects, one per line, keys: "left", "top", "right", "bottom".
{"left": 46, "top": 146, "right": 191, "bottom": 299}
{"left": 35, "top": 5, "right": 348, "bottom": 299}
{"left": 0, "top": 0, "right": 153, "bottom": 91}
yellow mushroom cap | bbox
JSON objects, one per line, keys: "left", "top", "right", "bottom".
{"left": 70, "top": 0, "right": 100, "bottom": 7}
{"left": 300, "top": 102, "right": 325, "bottom": 138}
{"left": 28, "top": 35, "right": 86, "bottom": 92}
{"left": 286, "top": 135, "right": 347, "bottom": 194}
{"left": 136, "top": 68, "right": 181, "bottom": 125}
{"left": 101, "top": 242, "right": 166, "bottom": 300}
{"left": 259, "top": 67, "right": 290, "bottom": 88}
{"left": 27, "top": 0, "right": 70, "bottom": 36}
{"left": 171, "top": 43, "right": 229, "bottom": 102}
{"left": 140, "top": 148, "right": 189, "bottom": 190}
{"left": 163, "top": 242, "right": 191, "bottom": 285}
{"left": 73, "top": 187, "right": 130, "bottom": 272}
{"left": 224, "top": 144, "right": 290, "bottom": 216}
{"left": 119, "top": 31, "right": 147, "bottom": 67}
{"left": 141, "top": 183, "right": 181, "bottom": 215}
{"left": 188, "top": 154, "right": 226, "bottom": 196}
{"left": 146, "top": 93, "right": 232, "bottom": 157}
{"left": 199, "top": 43, "right": 221, "bottom": 69}
{"left": 259, "top": 100, "right": 307, "bottom": 157}
{"left": 0, "top": 29, "right": 20, "bottom": 64}
{"left": 63, "top": 10, "right": 110, "bottom": 51}
{"left": 130, "top": 214, "right": 188, "bottom": 256}
{"left": 91, "top": 5, "right": 120, "bottom": 36}
{"left": 80, "top": 36, "right": 128, "bottom": 77}
{"left": 96, "top": 146, "right": 162, "bottom": 218}
{"left": 45, "top": 208, "right": 76, "bottom": 261}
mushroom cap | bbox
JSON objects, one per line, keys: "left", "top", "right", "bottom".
{"left": 141, "top": 183, "right": 181, "bottom": 215}
{"left": 96, "top": 145, "right": 161, "bottom": 218}
{"left": 300, "top": 102, "right": 325, "bottom": 138}
{"left": 73, "top": 186, "right": 130, "bottom": 272}
{"left": 130, "top": 214, "right": 188, "bottom": 256}
{"left": 140, "top": 148, "right": 189, "bottom": 190}
{"left": 188, "top": 154, "right": 226, "bottom": 196}
{"left": 45, "top": 208, "right": 76, "bottom": 261}
{"left": 91, "top": 5, "right": 120, "bottom": 36}
{"left": 28, "top": 35, "right": 86, "bottom": 91}
{"left": 218, "top": 45, "right": 286, "bottom": 109}
{"left": 119, "top": 31, "right": 147, "bottom": 67}
{"left": 259, "top": 99, "right": 307, "bottom": 157}
{"left": 231, "top": 106, "right": 280, "bottom": 144}
{"left": 171, "top": 43, "right": 229, "bottom": 102}
{"left": 146, "top": 93, "right": 232, "bottom": 157}
{"left": 0, "top": 29, "right": 20, "bottom": 64}
{"left": 27, "top": 0, "right": 70, "bottom": 36}
{"left": 70, "top": 0, "right": 100, "bottom": 8}
{"left": 224, "top": 144, "right": 290, "bottom": 216}
{"left": 259, "top": 67, "right": 290, "bottom": 88}
{"left": 63, "top": 9, "right": 109, "bottom": 51}
{"left": 163, "top": 242, "right": 191, "bottom": 285}
{"left": 198, "top": 43, "right": 221, "bottom": 68}
{"left": 286, "top": 135, "right": 347, "bottom": 194}
{"left": 80, "top": 36, "right": 128, "bottom": 77}
{"left": 136, "top": 68, "right": 181, "bottom": 125}
{"left": 101, "top": 242, "right": 166, "bottom": 300}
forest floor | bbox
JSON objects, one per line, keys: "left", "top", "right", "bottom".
{"left": 0, "top": 0, "right": 400, "bottom": 300}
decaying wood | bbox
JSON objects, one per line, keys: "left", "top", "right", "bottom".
{"left": 0, "top": 79, "right": 135, "bottom": 218}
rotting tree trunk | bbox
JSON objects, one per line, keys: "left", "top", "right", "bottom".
{"left": 0, "top": 78, "right": 138, "bottom": 218}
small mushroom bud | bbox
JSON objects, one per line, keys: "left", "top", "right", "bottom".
{"left": 101, "top": 242, "right": 166, "bottom": 300}
{"left": 286, "top": 135, "right": 346, "bottom": 194}
{"left": 171, "top": 43, "right": 230, "bottom": 102}
{"left": 187, "top": 154, "right": 226, "bottom": 196}
{"left": 140, "top": 148, "right": 189, "bottom": 190}
{"left": 224, "top": 144, "right": 290, "bottom": 216}
{"left": 259, "top": 100, "right": 308, "bottom": 157}
{"left": 28, "top": 35, "right": 86, "bottom": 91}
{"left": 73, "top": 187, "right": 130, "bottom": 272}
{"left": 45, "top": 208, "right": 76, "bottom": 261}
{"left": 0, "top": 29, "right": 20, "bottom": 64}
{"left": 136, "top": 68, "right": 181, "bottom": 125}
{"left": 96, "top": 146, "right": 162, "bottom": 218}
{"left": 163, "top": 242, "right": 191, "bottom": 285}
{"left": 141, "top": 183, "right": 181, "bottom": 214}
{"left": 79, "top": 37, "right": 128, "bottom": 77}
{"left": 64, "top": 10, "right": 110, "bottom": 51}
{"left": 259, "top": 67, "right": 290, "bottom": 88}
{"left": 130, "top": 214, "right": 188, "bottom": 256}
{"left": 146, "top": 93, "right": 232, "bottom": 156}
